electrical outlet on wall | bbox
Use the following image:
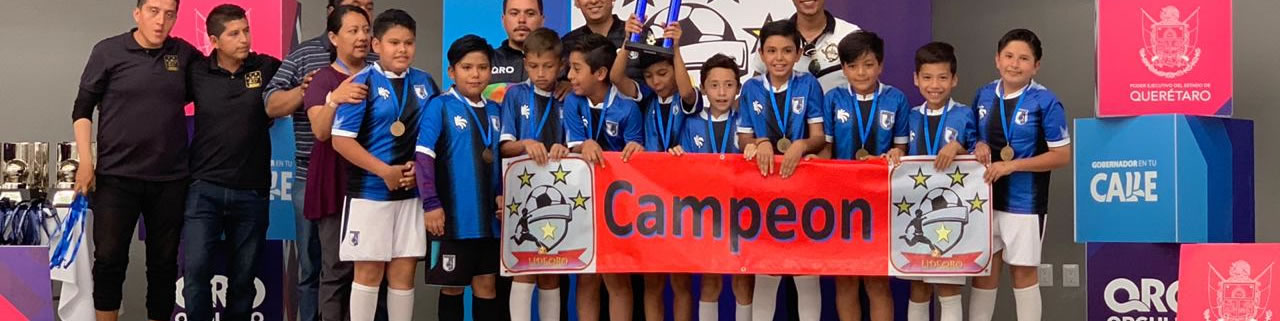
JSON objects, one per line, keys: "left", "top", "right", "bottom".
{"left": 1039, "top": 264, "right": 1054, "bottom": 287}
{"left": 1062, "top": 264, "right": 1081, "bottom": 287}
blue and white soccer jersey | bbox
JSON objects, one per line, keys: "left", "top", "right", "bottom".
{"left": 500, "top": 81, "right": 565, "bottom": 148}
{"left": 619, "top": 82, "right": 700, "bottom": 152}
{"left": 972, "top": 80, "right": 1070, "bottom": 266}
{"left": 563, "top": 86, "right": 644, "bottom": 152}
{"left": 735, "top": 73, "right": 826, "bottom": 147}
{"left": 823, "top": 83, "right": 911, "bottom": 159}
{"left": 905, "top": 100, "right": 978, "bottom": 157}
{"left": 331, "top": 63, "right": 439, "bottom": 261}
{"left": 680, "top": 109, "right": 740, "bottom": 155}
{"left": 417, "top": 88, "right": 504, "bottom": 240}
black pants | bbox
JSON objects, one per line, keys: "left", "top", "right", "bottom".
{"left": 91, "top": 175, "right": 188, "bottom": 320}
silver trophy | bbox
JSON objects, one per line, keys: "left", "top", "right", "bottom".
{"left": 51, "top": 142, "right": 79, "bottom": 207}
{"left": 2, "top": 142, "right": 31, "bottom": 201}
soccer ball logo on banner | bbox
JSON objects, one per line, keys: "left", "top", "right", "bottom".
{"left": 501, "top": 159, "right": 597, "bottom": 275}
{"left": 890, "top": 157, "right": 991, "bottom": 276}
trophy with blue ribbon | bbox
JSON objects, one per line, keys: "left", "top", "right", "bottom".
{"left": 624, "top": 0, "right": 683, "bottom": 57}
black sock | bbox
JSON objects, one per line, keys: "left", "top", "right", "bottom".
{"left": 439, "top": 293, "right": 464, "bottom": 321}
{"left": 472, "top": 296, "right": 498, "bottom": 321}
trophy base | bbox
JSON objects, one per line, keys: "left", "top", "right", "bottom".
{"left": 624, "top": 41, "right": 675, "bottom": 58}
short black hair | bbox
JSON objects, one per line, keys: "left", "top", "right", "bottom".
{"left": 373, "top": 9, "right": 416, "bottom": 39}
{"left": 327, "top": 5, "right": 369, "bottom": 35}
{"left": 914, "top": 41, "right": 957, "bottom": 74}
{"left": 503, "top": 0, "right": 544, "bottom": 13}
{"left": 448, "top": 34, "right": 496, "bottom": 67}
{"left": 205, "top": 4, "right": 246, "bottom": 37}
{"left": 699, "top": 54, "right": 741, "bottom": 86}
{"left": 757, "top": 20, "right": 800, "bottom": 50}
{"left": 569, "top": 33, "right": 617, "bottom": 78}
{"left": 137, "top": 0, "right": 179, "bottom": 8}
{"left": 635, "top": 53, "right": 673, "bottom": 71}
{"left": 837, "top": 30, "right": 885, "bottom": 64}
{"left": 997, "top": 28, "right": 1044, "bottom": 61}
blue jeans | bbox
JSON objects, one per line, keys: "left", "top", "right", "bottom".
{"left": 182, "top": 180, "right": 269, "bottom": 321}
{"left": 295, "top": 178, "right": 321, "bottom": 321}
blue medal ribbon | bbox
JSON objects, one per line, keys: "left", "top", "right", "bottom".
{"left": 766, "top": 76, "right": 796, "bottom": 141}
{"left": 921, "top": 102, "right": 952, "bottom": 155}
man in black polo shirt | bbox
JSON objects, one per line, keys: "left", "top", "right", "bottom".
{"left": 182, "top": 5, "right": 282, "bottom": 321}
{"left": 71, "top": 0, "right": 199, "bottom": 320}
{"left": 490, "top": 0, "right": 546, "bottom": 86}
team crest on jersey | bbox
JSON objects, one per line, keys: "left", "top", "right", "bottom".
{"left": 378, "top": 87, "right": 391, "bottom": 100}
{"left": 163, "top": 55, "right": 179, "bottom": 72}
{"left": 791, "top": 97, "right": 805, "bottom": 114}
{"left": 415, "top": 85, "right": 428, "bottom": 100}
{"left": 908, "top": 131, "right": 916, "bottom": 142}
{"left": 491, "top": 116, "right": 502, "bottom": 131}
{"left": 978, "top": 106, "right": 988, "bottom": 120}
{"left": 605, "top": 121, "right": 619, "bottom": 137}
{"left": 836, "top": 109, "right": 850, "bottom": 123}
{"left": 890, "top": 158, "right": 991, "bottom": 275}
{"left": 245, "top": 71, "right": 262, "bottom": 89}
{"left": 1015, "top": 109, "right": 1029, "bottom": 126}
{"left": 454, "top": 115, "right": 468, "bottom": 130}
{"left": 821, "top": 43, "right": 839, "bottom": 63}
{"left": 521, "top": 105, "right": 531, "bottom": 119}
{"left": 442, "top": 255, "right": 456, "bottom": 272}
{"left": 944, "top": 128, "right": 958, "bottom": 143}
{"left": 501, "top": 159, "right": 597, "bottom": 274}
{"left": 1141, "top": 6, "right": 1202, "bottom": 79}
{"left": 880, "top": 110, "right": 896, "bottom": 130}
{"left": 752, "top": 101, "right": 764, "bottom": 114}
{"left": 694, "top": 135, "right": 706, "bottom": 148}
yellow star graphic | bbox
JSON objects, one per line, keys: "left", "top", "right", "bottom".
{"left": 506, "top": 201, "right": 521, "bottom": 216}
{"left": 966, "top": 195, "right": 987, "bottom": 213}
{"left": 935, "top": 224, "right": 952, "bottom": 243}
{"left": 947, "top": 167, "right": 969, "bottom": 187}
{"left": 540, "top": 222, "right": 557, "bottom": 240}
{"left": 517, "top": 168, "right": 535, "bottom": 188}
{"left": 910, "top": 168, "right": 931, "bottom": 189}
{"left": 551, "top": 165, "right": 571, "bottom": 185}
{"left": 571, "top": 191, "right": 590, "bottom": 210}
{"left": 894, "top": 197, "right": 914, "bottom": 216}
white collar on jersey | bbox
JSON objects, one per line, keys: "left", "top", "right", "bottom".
{"left": 699, "top": 109, "right": 732, "bottom": 122}
{"left": 448, "top": 88, "right": 486, "bottom": 107}
{"left": 995, "top": 79, "right": 1033, "bottom": 100}
{"left": 919, "top": 99, "right": 957, "bottom": 116}
{"left": 587, "top": 86, "right": 618, "bottom": 110}
{"left": 851, "top": 82, "right": 885, "bottom": 101}
{"left": 526, "top": 80, "right": 553, "bottom": 97}
{"left": 765, "top": 74, "right": 793, "bottom": 93}
{"left": 372, "top": 62, "right": 408, "bottom": 79}
{"left": 657, "top": 94, "right": 675, "bottom": 105}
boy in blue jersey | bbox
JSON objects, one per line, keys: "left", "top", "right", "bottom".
{"left": 563, "top": 33, "right": 644, "bottom": 321}
{"left": 737, "top": 19, "right": 827, "bottom": 321}
{"left": 668, "top": 54, "right": 756, "bottom": 321}
{"left": 901, "top": 41, "right": 977, "bottom": 321}
{"left": 610, "top": 14, "right": 699, "bottom": 321}
{"left": 330, "top": 9, "right": 437, "bottom": 321}
{"left": 497, "top": 27, "right": 568, "bottom": 321}
{"left": 820, "top": 30, "right": 906, "bottom": 321}
{"left": 967, "top": 29, "right": 1071, "bottom": 321}
{"left": 416, "top": 34, "right": 504, "bottom": 321}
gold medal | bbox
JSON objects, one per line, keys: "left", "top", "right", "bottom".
{"left": 1000, "top": 146, "right": 1015, "bottom": 160}
{"left": 389, "top": 121, "right": 406, "bottom": 137}
{"left": 856, "top": 148, "right": 871, "bottom": 159}
{"left": 776, "top": 138, "right": 792, "bottom": 153}
{"left": 482, "top": 149, "right": 495, "bottom": 164}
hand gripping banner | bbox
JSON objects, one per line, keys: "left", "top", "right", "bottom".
{"left": 501, "top": 153, "right": 990, "bottom": 277}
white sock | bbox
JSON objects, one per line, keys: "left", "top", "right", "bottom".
{"left": 538, "top": 288, "right": 561, "bottom": 321}
{"left": 793, "top": 276, "right": 821, "bottom": 321}
{"left": 907, "top": 300, "right": 930, "bottom": 321}
{"left": 509, "top": 282, "right": 535, "bottom": 321}
{"left": 699, "top": 301, "right": 719, "bottom": 321}
{"left": 751, "top": 275, "right": 780, "bottom": 320}
{"left": 968, "top": 287, "right": 998, "bottom": 321}
{"left": 387, "top": 288, "right": 415, "bottom": 321}
{"left": 350, "top": 283, "right": 380, "bottom": 321}
{"left": 1014, "top": 285, "right": 1042, "bottom": 321}
{"left": 938, "top": 294, "right": 963, "bottom": 321}
{"left": 735, "top": 303, "right": 751, "bottom": 321}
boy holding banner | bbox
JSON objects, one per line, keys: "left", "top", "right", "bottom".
{"left": 735, "top": 19, "right": 827, "bottom": 321}
{"left": 900, "top": 41, "right": 978, "bottom": 321}
{"left": 821, "top": 30, "right": 908, "bottom": 321}
{"left": 610, "top": 13, "right": 700, "bottom": 321}
{"left": 968, "top": 29, "right": 1071, "bottom": 321}
{"left": 563, "top": 33, "right": 645, "bottom": 321}
{"left": 498, "top": 27, "right": 569, "bottom": 321}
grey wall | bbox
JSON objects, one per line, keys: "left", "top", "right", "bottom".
{"left": 933, "top": 0, "right": 1280, "bottom": 319}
